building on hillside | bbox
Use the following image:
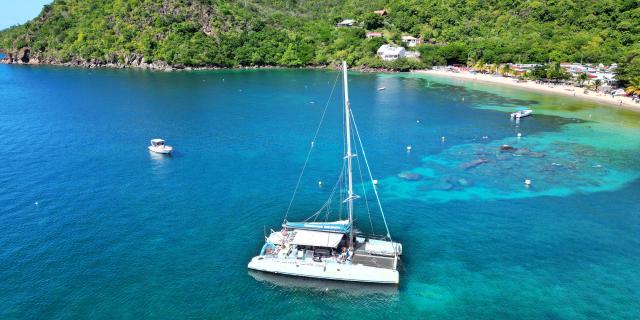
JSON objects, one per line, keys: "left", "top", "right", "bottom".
{"left": 377, "top": 45, "right": 406, "bottom": 61}
{"left": 373, "top": 10, "right": 388, "bottom": 16}
{"left": 588, "top": 72, "right": 615, "bottom": 84}
{"left": 366, "top": 32, "right": 383, "bottom": 38}
{"left": 509, "top": 63, "right": 538, "bottom": 74}
{"left": 405, "top": 51, "right": 421, "bottom": 59}
{"left": 337, "top": 19, "right": 355, "bottom": 27}
{"left": 401, "top": 35, "right": 421, "bottom": 47}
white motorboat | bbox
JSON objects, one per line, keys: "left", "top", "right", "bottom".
{"left": 511, "top": 108, "right": 533, "bottom": 119}
{"left": 148, "top": 139, "right": 173, "bottom": 154}
{"left": 248, "top": 62, "right": 402, "bottom": 285}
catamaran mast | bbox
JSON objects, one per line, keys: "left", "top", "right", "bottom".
{"left": 342, "top": 61, "right": 355, "bottom": 250}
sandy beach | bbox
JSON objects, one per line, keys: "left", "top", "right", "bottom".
{"left": 414, "top": 69, "right": 640, "bottom": 112}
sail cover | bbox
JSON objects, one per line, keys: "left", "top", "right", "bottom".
{"left": 284, "top": 220, "right": 350, "bottom": 233}
{"left": 290, "top": 230, "right": 344, "bottom": 248}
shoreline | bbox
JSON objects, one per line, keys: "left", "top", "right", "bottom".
{"left": 413, "top": 69, "right": 640, "bottom": 112}
{"left": 0, "top": 58, "right": 395, "bottom": 73}
{"left": 3, "top": 58, "right": 639, "bottom": 112}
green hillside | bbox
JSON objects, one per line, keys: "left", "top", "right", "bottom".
{"left": 1, "top": 0, "right": 639, "bottom": 75}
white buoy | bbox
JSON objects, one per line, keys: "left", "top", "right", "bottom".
{"left": 34, "top": 201, "right": 39, "bottom": 206}
{"left": 524, "top": 179, "right": 532, "bottom": 186}
{"left": 416, "top": 120, "right": 420, "bottom": 124}
{"left": 406, "top": 145, "right": 412, "bottom": 152}
{"left": 373, "top": 179, "right": 379, "bottom": 185}
{"left": 318, "top": 180, "right": 323, "bottom": 187}
{"left": 482, "top": 136, "right": 489, "bottom": 139}
{"left": 441, "top": 136, "right": 446, "bottom": 143}
{"left": 517, "top": 133, "right": 522, "bottom": 138}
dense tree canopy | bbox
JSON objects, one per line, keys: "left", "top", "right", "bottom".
{"left": 0, "top": 0, "right": 638, "bottom": 78}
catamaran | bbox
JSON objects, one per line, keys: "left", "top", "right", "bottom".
{"left": 247, "top": 62, "right": 402, "bottom": 284}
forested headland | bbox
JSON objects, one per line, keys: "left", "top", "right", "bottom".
{"left": 0, "top": 0, "right": 639, "bottom": 83}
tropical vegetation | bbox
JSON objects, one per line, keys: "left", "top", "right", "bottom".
{"left": 0, "top": 0, "right": 639, "bottom": 83}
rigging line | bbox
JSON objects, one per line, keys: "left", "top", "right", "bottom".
{"left": 284, "top": 71, "right": 341, "bottom": 222}
{"left": 330, "top": 163, "right": 345, "bottom": 222}
{"left": 305, "top": 151, "right": 346, "bottom": 222}
{"left": 338, "top": 160, "right": 345, "bottom": 220}
{"left": 338, "top": 167, "right": 343, "bottom": 220}
{"left": 304, "top": 167, "right": 344, "bottom": 222}
{"left": 354, "top": 135, "right": 375, "bottom": 235}
{"left": 349, "top": 109, "right": 393, "bottom": 243}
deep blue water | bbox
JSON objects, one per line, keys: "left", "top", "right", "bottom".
{"left": 1, "top": 65, "right": 639, "bottom": 319}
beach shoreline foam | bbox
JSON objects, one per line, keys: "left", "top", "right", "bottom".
{"left": 413, "top": 69, "right": 640, "bottom": 113}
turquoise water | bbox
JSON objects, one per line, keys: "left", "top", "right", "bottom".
{"left": 1, "top": 65, "right": 639, "bottom": 319}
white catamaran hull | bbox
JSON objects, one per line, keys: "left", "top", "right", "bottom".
{"left": 248, "top": 256, "right": 399, "bottom": 284}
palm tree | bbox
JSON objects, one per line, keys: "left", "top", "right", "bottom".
{"left": 485, "top": 64, "right": 498, "bottom": 75}
{"left": 481, "top": 64, "right": 490, "bottom": 74}
{"left": 499, "top": 64, "right": 511, "bottom": 76}
{"left": 466, "top": 56, "right": 476, "bottom": 68}
{"left": 577, "top": 73, "right": 588, "bottom": 87}
{"left": 593, "top": 79, "right": 602, "bottom": 92}
{"left": 625, "top": 77, "right": 640, "bottom": 95}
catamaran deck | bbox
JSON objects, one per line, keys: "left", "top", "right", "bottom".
{"left": 353, "top": 246, "right": 396, "bottom": 269}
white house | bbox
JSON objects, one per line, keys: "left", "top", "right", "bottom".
{"left": 377, "top": 45, "right": 406, "bottom": 61}
{"left": 405, "top": 51, "right": 421, "bottom": 59}
{"left": 373, "top": 9, "right": 388, "bottom": 16}
{"left": 401, "top": 35, "right": 421, "bottom": 47}
{"left": 366, "top": 32, "right": 383, "bottom": 38}
{"left": 337, "top": 19, "right": 355, "bottom": 27}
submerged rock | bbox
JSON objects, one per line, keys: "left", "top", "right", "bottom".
{"left": 499, "top": 144, "right": 516, "bottom": 152}
{"left": 426, "top": 177, "right": 474, "bottom": 191}
{"left": 398, "top": 172, "right": 423, "bottom": 181}
{"left": 457, "top": 178, "right": 473, "bottom": 187}
{"left": 514, "top": 147, "right": 545, "bottom": 158}
{"left": 432, "top": 182, "right": 454, "bottom": 191}
{"left": 460, "top": 158, "right": 489, "bottom": 170}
